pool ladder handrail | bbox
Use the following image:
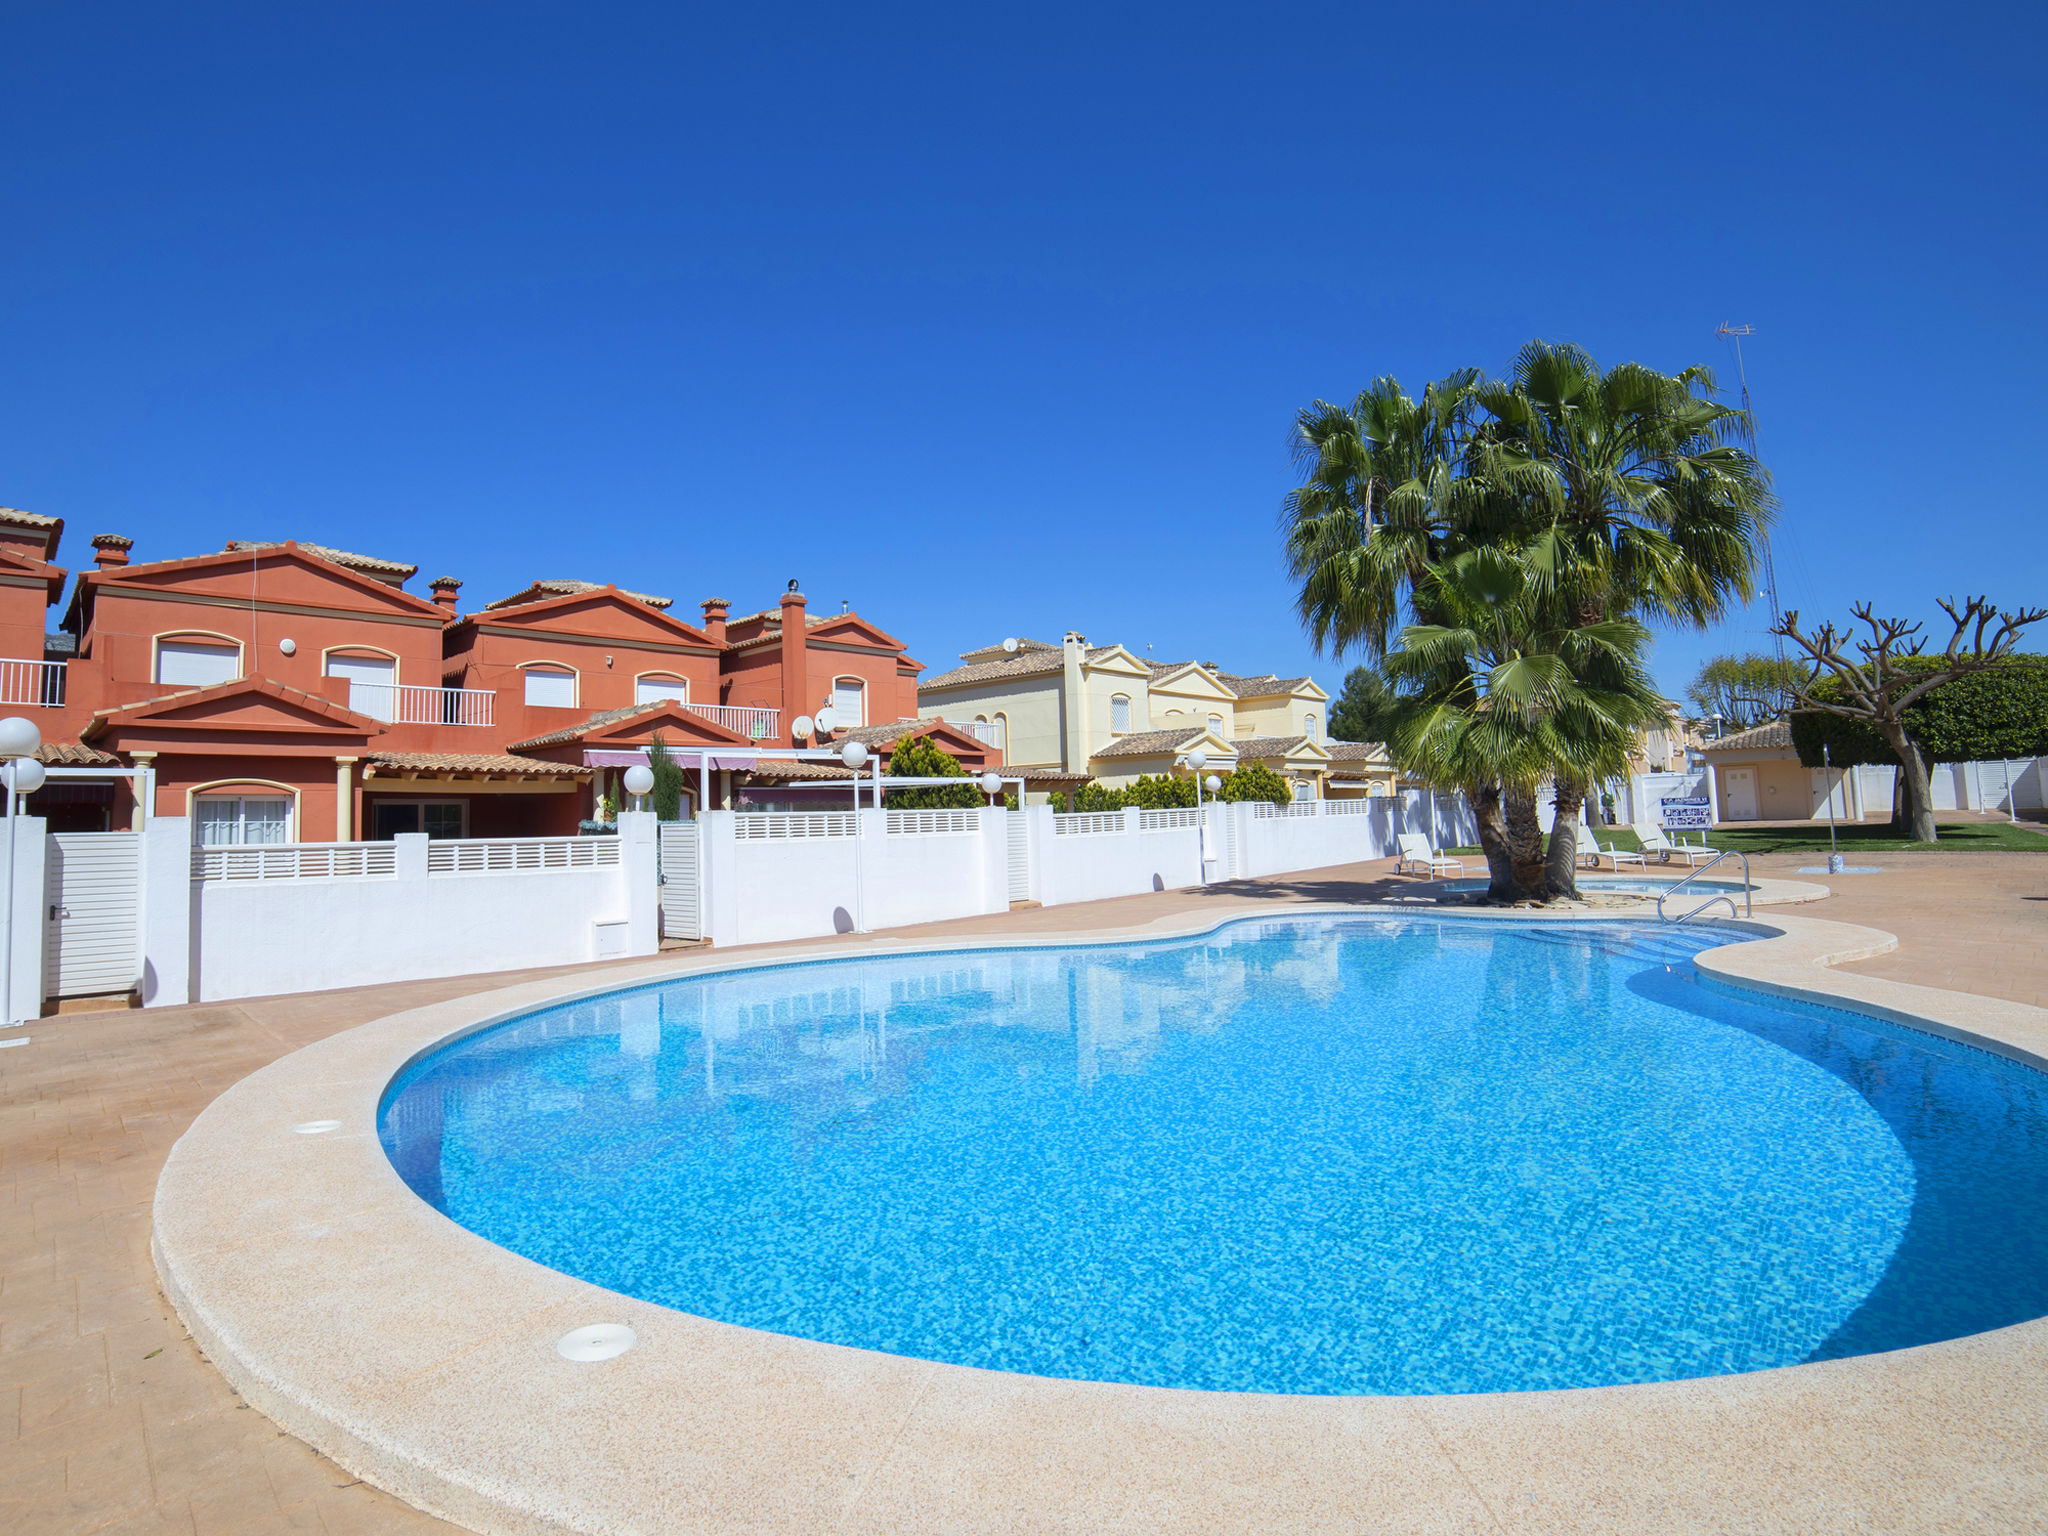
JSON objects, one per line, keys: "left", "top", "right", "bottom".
{"left": 1655, "top": 848, "right": 1753, "bottom": 924}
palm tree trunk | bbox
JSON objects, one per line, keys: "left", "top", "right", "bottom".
{"left": 1504, "top": 786, "right": 1546, "bottom": 898}
{"left": 1545, "top": 777, "right": 1586, "bottom": 899}
{"left": 1470, "top": 783, "right": 1519, "bottom": 902}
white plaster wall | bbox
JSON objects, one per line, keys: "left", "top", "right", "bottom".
{"left": 1034, "top": 808, "right": 1203, "bottom": 905}
{"left": 701, "top": 809, "right": 1007, "bottom": 948}
{"left": 3, "top": 816, "right": 45, "bottom": 1022}
{"left": 178, "top": 815, "right": 659, "bottom": 1005}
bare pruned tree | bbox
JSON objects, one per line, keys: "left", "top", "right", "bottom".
{"left": 1772, "top": 596, "right": 2046, "bottom": 842}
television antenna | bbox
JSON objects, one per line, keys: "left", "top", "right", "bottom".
{"left": 1716, "top": 323, "right": 1783, "bottom": 661}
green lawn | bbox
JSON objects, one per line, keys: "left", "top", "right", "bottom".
{"left": 1447, "top": 819, "right": 2048, "bottom": 859}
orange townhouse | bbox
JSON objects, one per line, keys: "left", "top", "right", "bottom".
{"left": 0, "top": 515, "right": 978, "bottom": 842}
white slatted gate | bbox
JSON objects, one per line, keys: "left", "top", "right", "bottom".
{"left": 658, "top": 822, "right": 702, "bottom": 941}
{"left": 44, "top": 831, "right": 142, "bottom": 999}
{"left": 1005, "top": 809, "right": 1031, "bottom": 903}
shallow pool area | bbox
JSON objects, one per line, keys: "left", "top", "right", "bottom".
{"left": 379, "top": 916, "right": 2048, "bottom": 1397}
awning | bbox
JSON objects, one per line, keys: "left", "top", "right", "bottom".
{"left": 583, "top": 748, "right": 759, "bottom": 771}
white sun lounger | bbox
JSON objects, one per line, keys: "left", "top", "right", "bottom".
{"left": 1633, "top": 823, "right": 1720, "bottom": 866}
{"left": 1395, "top": 832, "right": 1465, "bottom": 879}
{"left": 1576, "top": 822, "right": 1645, "bottom": 871}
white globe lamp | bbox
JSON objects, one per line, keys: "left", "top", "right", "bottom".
{"left": 622, "top": 764, "right": 654, "bottom": 810}
{"left": 978, "top": 771, "right": 1002, "bottom": 801}
{"left": 839, "top": 740, "right": 869, "bottom": 770}
{"left": 3, "top": 760, "right": 46, "bottom": 798}
{"left": 1205, "top": 775, "right": 1221, "bottom": 794}
{"left": 0, "top": 717, "right": 39, "bottom": 760}
{"left": 1184, "top": 749, "right": 1208, "bottom": 774}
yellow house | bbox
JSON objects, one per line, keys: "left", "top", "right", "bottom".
{"left": 1323, "top": 739, "right": 1400, "bottom": 797}
{"left": 918, "top": 633, "right": 1356, "bottom": 800}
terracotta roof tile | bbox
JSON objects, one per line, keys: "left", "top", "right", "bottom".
{"left": 485, "top": 579, "right": 672, "bottom": 611}
{"left": 36, "top": 743, "right": 120, "bottom": 766}
{"left": 1090, "top": 726, "right": 1233, "bottom": 759}
{"left": 1702, "top": 719, "right": 1794, "bottom": 753}
{"left": 0, "top": 506, "right": 60, "bottom": 530}
{"left": 365, "top": 751, "right": 587, "bottom": 778}
{"left": 225, "top": 540, "right": 417, "bottom": 580}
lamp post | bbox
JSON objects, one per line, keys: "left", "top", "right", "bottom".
{"left": 622, "top": 764, "right": 654, "bottom": 814}
{"left": 1823, "top": 742, "right": 1843, "bottom": 874}
{"left": 978, "top": 771, "right": 1002, "bottom": 806}
{"left": 840, "top": 740, "right": 870, "bottom": 933}
{"left": 0, "top": 717, "right": 44, "bottom": 1028}
{"left": 1179, "top": 748, "right": 1212, "bottom": 883}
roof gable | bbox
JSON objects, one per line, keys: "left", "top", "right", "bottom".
{"left": 82, "top": 678, "right": 384, "bottom": 744}
{"left": 470, "top": 587, "right": 718, "bottom": 648}
{"left": 73, "top": 542, "right": 442, "bottom": 628}
{"left": 805, "top": 613, "right": 905, "bottom": 651}
{"left": 510, "top": 701, "right": 752, "bottom": 753}
{"left": 1081, "top": 644, "right": 1153, "bottom": 678}
{"left": 0, "top": 545, "right": 67, "bottom": 603}
{"left": 1145, "top": 662, "right": 1236, "bottom": 702}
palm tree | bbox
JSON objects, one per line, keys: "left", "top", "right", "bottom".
{"left": 1281, "top": 371, "right": 1479, "bottom": 660}
{"left": 1381, "top": 547, "right": 1664, "bottom": 903}
{"left": 1468, "top": 342, "right": 1773, "bottom": 879}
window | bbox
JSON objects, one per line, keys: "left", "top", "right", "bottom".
{"left": 991, "top": 712, "right": 1008, "bottom": 753}
{"left": 194, "top": 796, "right": 291, "bottom": 846}
{"left": 157, "top": 639, "right": 240, "bottom": 687}
{"left": 327, "top": 652, "right": 397, "bottom": 721}
{"left": 1293, "top": 780, "right": 1315, "bottom": 803}
{"left": 635, "top": 675, "right": 687, "bottom": 707}
{"left": 831, "top": 677, "right": 866, "bottom": 726}
{"left": 371, "top": 801, "right": 466, "bottom": 839}
{"left": 1207, "top": 713, "right": 1224, "bottom": 736}
{"left": 1110, "top": 694, "right": 1132, "bottom": 733}
{"left": 524, "top": 665, "right": 577, "bottom": 708}
{"left": 1304, "top": 713, "right": 1319, "bottom": 741}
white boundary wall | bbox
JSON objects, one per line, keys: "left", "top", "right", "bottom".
{"left": 141, "top": 813, "right": 660, "bottom": 1006}
{"left": 699, "top": 808, "right": 1009, "bottom": 948}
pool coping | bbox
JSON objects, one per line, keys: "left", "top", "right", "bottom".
{"left": 151, "top": 900, "right": 2048, "bottom": 1535}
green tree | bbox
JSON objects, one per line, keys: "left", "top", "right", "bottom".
{"left": 1214, "top": 761, "right": 1294, "bottom": 805}
{"left": 1774, "top": 598, "right": 2046, "bottom": 841}
{"left": 1686, "top": 653, "right": 1802, "bottom": 731}
{"left": 1124, "top": 773, "right": 1198, "bottom": 809}
{"left": 1328, "top": 665, "right": 1400, "bottom": 743}
{"left": 1382, "top": 548, "right": 1666, "bottom": 902}
{"left": 1074, "top": 781, "right": 1130, "bottom": 812}
{"left": 645, "top": 734, "right": 688, "bottom": 821}
{"left": 1285, "top": 342, "right": 1773, "bottom": 887}
{"left": 883, "top": 735, "right": 980, "bottom": 809}
{"left": 1789, "top": 655, "right": 2048, "bottom": 765}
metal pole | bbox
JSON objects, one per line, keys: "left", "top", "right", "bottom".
{"left": 1825, "top": 744, "right": 1839, "bottom": 865}
{"left": 3, "top": 771, "right": 16, "bottom": 1028}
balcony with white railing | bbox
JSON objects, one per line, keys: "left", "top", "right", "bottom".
{"left": 959, "top": 720, "right": 1002, "bottom": 747}
{"left": 0, "top": 659, "right": 66, "bottom": 708}
{"left": 347, "top": 682, "right": 495, "bottom": 727}
{"left": 680, "top": 702, "right": 780, "bottom": 739}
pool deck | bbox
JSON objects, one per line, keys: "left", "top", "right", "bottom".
{"left": 5, "top": 848, "right": 2048, "bottom": 1534}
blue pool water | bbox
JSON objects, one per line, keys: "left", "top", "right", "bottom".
{"left": 379, "top": 916, "right": 2048, "bottom": 1395}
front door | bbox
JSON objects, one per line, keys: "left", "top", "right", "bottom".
{"left": 1722, "top": 767, "right": 1758, "bottom": 821}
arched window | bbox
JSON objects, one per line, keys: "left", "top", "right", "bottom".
{"left": 325, "top": 648, "right": 398, "bottom": 721}
{"left": 991, "top": 712, "right": 1009, "bottom": 754}
{"left": 155, "top": 634, "right": 242, "bottom": 688}
{"left": 523, "top": 664, "right": 577, "bottom": 708}
{"left": 831, "top": 676, "right": 866, "bottom": 726}
{"left": 1110, "top": 694, "right": 1132, "bottom": 733}
{"left": 193, "top": 788, "right": 294, "bottom": 846}
{"left": 635, "top": 674, "right": 687, "bottom": 707}
{"left": 1207, "top": 712, "right": 1224, "bottom": 736}
{"left": 1304, "top": 713, "right": 1319, "bottom": 741}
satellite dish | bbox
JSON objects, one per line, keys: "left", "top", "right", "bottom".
{"left": 813, "top": 706, "right": 838, "bottom": 734}
{"left": 1002, "top": 637, "right": 1018, "bottom": 653}
{"left": 791, "top": 714, "right": 814, "bottom": 742}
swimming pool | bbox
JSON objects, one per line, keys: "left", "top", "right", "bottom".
{"left": 378, "top": 915, "right": 2048, "bottom": 1396}
{"left": 1439, "top": 875, "right": 1751, "bottom": 898}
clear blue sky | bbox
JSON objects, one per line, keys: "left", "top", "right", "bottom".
{"left": 3, "top": 4, "right": 2042, "bottom": 708}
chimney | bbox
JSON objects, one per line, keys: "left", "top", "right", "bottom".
{"left": 1061, "top": 631, "right": 1088, "bottom": 773}
{"left": 91, "top": 534, "right": 133, "bottom": 570}
{"left": 428, "top": 576, "right": 462, "bottom": 616}
{"left": 700, "top": 597, "right": 729, "bottom": 646}
{"left": 779, "top": 588, "right": 808, "bottom": 741}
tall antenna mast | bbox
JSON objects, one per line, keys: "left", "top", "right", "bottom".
{"left": 1716, "top": 322, "right": 1783, "bottom": 660}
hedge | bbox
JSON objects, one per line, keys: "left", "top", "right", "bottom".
{"left": 1789, "top": 656, "right": 2048, "bottom": 767}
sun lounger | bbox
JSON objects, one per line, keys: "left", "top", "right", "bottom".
{"left": 1633, "top": 823, "right": 1719, "bottom": 866}
{"left": 1577, "top": 822, "right": 1645, "bottom": 870}
{"left": 1395, "top": 832, "right": 1465, "bottom": 879}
